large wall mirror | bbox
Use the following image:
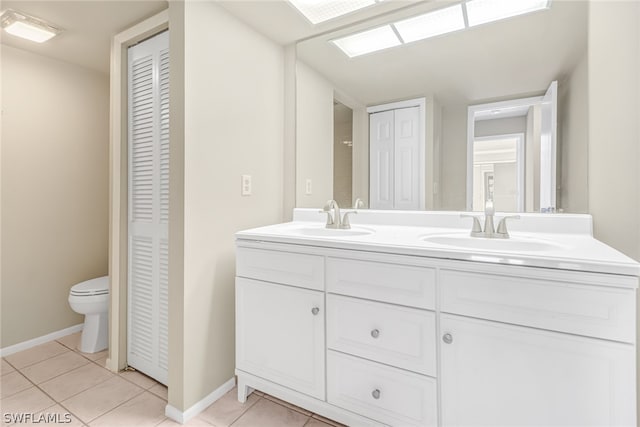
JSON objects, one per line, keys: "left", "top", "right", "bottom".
{"left": 295, "top": 0, "right": 588, "bottom": 213}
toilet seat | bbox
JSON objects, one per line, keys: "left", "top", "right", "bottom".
{"left": 70, "top": 276, "right": 109, "bottom": 297}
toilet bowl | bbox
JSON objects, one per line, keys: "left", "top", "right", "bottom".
{"left": 68, "top": 276, "right": 109, "bottom": 353}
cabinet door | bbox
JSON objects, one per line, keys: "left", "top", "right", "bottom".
{"left": 441, "top": 314, "right": 636, "bottom": 427}
{"left": 236, "top": 278, "right": 325, "bottom": 399}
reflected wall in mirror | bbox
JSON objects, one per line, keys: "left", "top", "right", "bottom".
{"left": 295, "top": 0, "right": 588, "bottom": 213}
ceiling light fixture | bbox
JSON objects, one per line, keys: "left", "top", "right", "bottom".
{"left": 394, "top": 4, "right": 465, "bottom": 43}
{"left": 332, "top": 25, "right": 401, "bottom": 58}
{"left": 465, "top": 0, "right": 551, "bottom": 27}
{"left": 288, "top": 0, "right": 384, "bottom": 25}
{"left": 0, "top": 9, "right": 62, "bottom": 43}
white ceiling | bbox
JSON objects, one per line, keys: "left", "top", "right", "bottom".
{"left": 1, "top": 1, "right": 168, "bottom": 74}
{"left": 0, "top": 0, "right": 587, "bottom": 107}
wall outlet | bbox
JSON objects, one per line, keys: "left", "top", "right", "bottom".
{"left": 305, "top": 179, "right": 312, "bottom": 195}
{"left": 242, "top": 175, "right": 252, "bottom": 196}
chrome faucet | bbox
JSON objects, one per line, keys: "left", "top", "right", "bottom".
{"left": 461, "top": 199, "right": 520, "bottom": 238}
{"left": 320, "top": 200, "right": 357, "bottom": 229}
{"left": 353, "top": 198, "right": 366, "bottom": 209}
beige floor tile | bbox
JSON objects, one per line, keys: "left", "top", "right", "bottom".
{"left": 62, "top": 375, "right": 144, "bottom": 423}
{"left": 310, "top": 414, "right": 347, "bottom": 427}
{"left": 303, "top": 418, "right": 334, "bottom": 427}
{"left": 148, "top": 383, "right": 168, "bottom": 401}
{"left": 4, "top": 342, "right": 69, "bottom": 369}
{"left": 92, "top": 356, "right": 108, "bottom": 369}
{"left": 21, "top": 351, "right": 89, "bottom": 384}
{"left": 13, "top": 404, "right": 84, "bottom": 427}
{"left": 231, "top": 398, "right": 309, "bottom": 427}
{"left": 39, "top": 362, "right": 114, "bottom": 401}
{"left": 89, "top": 391, "right": 166, "bottom": 427}
{"left": 1, "top": 359, "right": 16, "bottom": 376}
{"left": 0, "top": 386, "right": 55, "bottom": 416}
{"left": 0, "top": 371, "right": 32, "bottom": 399}
{"left": 56, "top": 332, "right": 81, "bottom": 351}
{"left": 263, "top": 394, "right": 312, "bottom": 416}
{"left": 80, "top": 349, "right": 108, "bottom": 361}
{"left": 157, "top": 416, "right": 213, "bottom": 426}
{"left": 119, "top": 369, "right": 158, "bottom": 389}
{"left": 196, "top": 387, "right": 260, "bottom": 426}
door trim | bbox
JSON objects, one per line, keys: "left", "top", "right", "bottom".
{"left": 108, "top": 9, "right": 168, "bottom": 373}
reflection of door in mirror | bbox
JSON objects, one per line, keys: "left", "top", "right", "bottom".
{"left": 333, "top": 101, "right": 353, "bottom": 208}
{"left": 472, "top": 135, "right": 524, "bottom": 212}
{"left": 368, "top": 98, "right": 425, "bottom": 210}
{"left": 467, "top": 81, "right": 557, "bottom": 213}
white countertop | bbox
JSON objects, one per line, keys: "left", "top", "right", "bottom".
{"left": 236, "top": 209, "right": 640, "bottom": 278}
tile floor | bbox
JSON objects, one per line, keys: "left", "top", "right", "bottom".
{"left": 1, "top": 332, "right": 344, "bottom": 427}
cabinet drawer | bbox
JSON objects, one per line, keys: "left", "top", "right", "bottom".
{"left": 326, "top": 257, "right": 435, "bottom": 309}
{"left": 327, "top": 295, "right": 436, "bottom": 376}
{"left": 236, "top": 246, "right": 324, "bottom": 291}
{"left": 440, "top": 269, "right": 636, "bottom": 343}
{"left": 327, "top": 351, "right": 437, "bottom": 427}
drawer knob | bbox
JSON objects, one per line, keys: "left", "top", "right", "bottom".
{"left": 370, "top": 329, "right": 380, "bottom": 338}
{"left": 442, "top": 333, "right": 453, "bottom": 344}
{"left": 311, "top": 307, "right": 320, "bottom": 316}
{"left": 371, "top": 389, "right": 381, "bottom": 399}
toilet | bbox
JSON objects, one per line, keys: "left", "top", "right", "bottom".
{"left": 68, "top": 276, "right": 109, "bottom": 353}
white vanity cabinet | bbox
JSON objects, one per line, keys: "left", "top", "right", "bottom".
{"left": 235, "top": 239, "right": 637, "bottom": 427}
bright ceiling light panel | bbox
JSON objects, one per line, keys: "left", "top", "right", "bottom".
{"left": 332, "top": 25, "right": 401, "bottom": 58}
{"left": 288, "top": 0, "right": 378, "bottom": 25}
{"left": 465, "top": 0, "right": 551, "bottom": 27}
{"left": 0, "top": 9, "right": 62, "bottom": 43}
{"left": 394, "top": 4, "right": 466, "bottom": 43}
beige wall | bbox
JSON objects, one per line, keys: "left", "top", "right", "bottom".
{"left": 1, "top": 46, "right": 109, "bottom": 347}
{"left": 333, "top": 107, "right": 353, "bottom": 208}
{"left": 588, "top": 0, "right": 640, "bottom": 261}
{"left": 169, "top": 1, "right": 284, "bottom": 411}
{"left": 440, "top": 104, "right": 468, "bottom": 210}
{"left": 474, "top": 116, "right": 527, "bottom": 138}
{"left": 559, "top": 52, "right": 589, "bottom": 213}
{"left": 296, "top": 61, "right": 334, "bottom": 208}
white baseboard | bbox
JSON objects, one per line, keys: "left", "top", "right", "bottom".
{"left": 0, "top": 324, "right": 84, "bottom": 357}
{"left": 165, "top": 377, "right": 236, "bottom": 424}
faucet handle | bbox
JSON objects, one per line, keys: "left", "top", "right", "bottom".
{"left": 461, "top": 214, "right": 483, "bottom": 237}
{"left": 318, "top": 210, "right": 334, "bottom": 227}
{"left": 323, "top": 199, "right": 338, "bottom": 211}
{"left": 496, "top": 215, "right": 521, "bottom": 238}
{"left": 341, "top": 210, "right": 357, "bottom": 229}
{"left": 353, "top": 198, "right": 365, "bottom": 209}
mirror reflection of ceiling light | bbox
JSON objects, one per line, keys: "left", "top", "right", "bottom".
{"left": 331, "top": 0, "right": 552, "bottom": 58}
{"left": 288, "top": 0, "right": 384, "bottom": 25}
{"left": 394, "top": 4, "right": 465, "bottom": 43}
{"left": 0, "top": 9, "right": 63, "bottom": 43}
{"left": 331, "top": 25, "right": 401, "bottom": 58}
{"left": 466, "top": 0, "right": 551, "bottom": 27}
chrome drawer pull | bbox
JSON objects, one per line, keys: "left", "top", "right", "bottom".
{"left": 443, "top": 333, "right": 453, "bottom": 344}
{"left": 311, "top": 307, "right": 320, "bottom": 315}
{"left": 372, "top": 389, "right": 381, "bottom": 399}
{"left": 371, "top": 329, "right": 380, "bottom": 338}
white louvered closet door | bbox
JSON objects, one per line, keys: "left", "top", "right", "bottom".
{"left": 127, "top": 30, "right": 169, "bottom": 385}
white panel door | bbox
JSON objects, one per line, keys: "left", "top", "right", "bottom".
{"left": 393, "top": 107, "right": 421, "bottom": 210}
{"left": 441, "top": 314, "right": 636, "bottom": 427}
{"left": 127, "top": 30, "right": 169, "bottom": 385}
{"left": 369, "top": 110, "right": 394, "bottom": 210}
{"left": 236, "top": 278, "right": 325, "bottom": 399}
{"left": 540, "top": 80, "right": 557, "bottom": 211}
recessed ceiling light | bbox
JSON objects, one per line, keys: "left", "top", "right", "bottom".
{"left": 465, "top": 0, "right": 551, "bottom": 27}
{"left": 0, "top": 9, "right": 62, "bottom": 43}
{"left": 394, "top": 4, "right": 466, "bottom": 43}
{"left": 288, "top": 0, "right": 380, "bottom": 25}
{"left": 332, "top": 25, "right": 401, "bottom": 58}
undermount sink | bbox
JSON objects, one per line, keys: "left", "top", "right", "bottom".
{"left": 420, "top": 233, "right": 566, "bottom": 252}
{"left": 290, "top": 226, "right": 375, "bottom": 237}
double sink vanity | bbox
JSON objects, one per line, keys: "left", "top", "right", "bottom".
{"left": 235, "top": 208, "right": 639, "bottom": 426}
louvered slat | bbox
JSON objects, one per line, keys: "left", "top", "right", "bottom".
{"left": 129, "top": 237, "right": 154, "bottom": 363}
{"left": 159, "top": 48, "right": 170, "bottom": 224}
{"left": 158, "top": 239, "right": 169, "bottom": 371}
